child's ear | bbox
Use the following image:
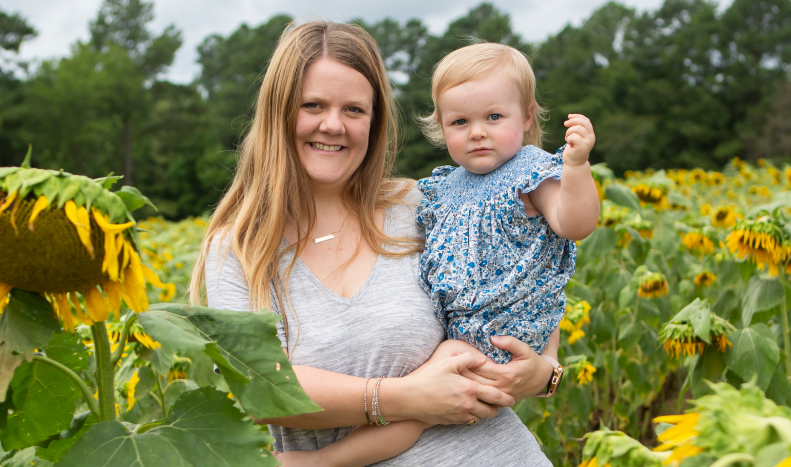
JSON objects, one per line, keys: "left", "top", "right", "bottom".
{"left": 523, "top": 103, "right": 534, "bottom": 133}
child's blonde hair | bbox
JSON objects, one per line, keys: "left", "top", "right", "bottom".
{"left": 419, "top": 42, "right": 547, "bottom": 148}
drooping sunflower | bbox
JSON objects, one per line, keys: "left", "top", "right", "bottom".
{"left": 0, "top": 154, "right": 173, "bottom": 330}
{"left": 658, "top": 299, "right": 735, "bottom": 358}
{"left": 725, "top": 215, "right": 790, "bottom": 276}
{"left": 638, "top": 272, "right": 669, "bottom": 299}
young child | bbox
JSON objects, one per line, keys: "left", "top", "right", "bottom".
{"left": 274, "top": 43, "right": 599, "bottom": 467}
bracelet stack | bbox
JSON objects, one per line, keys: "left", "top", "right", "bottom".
{"left": 363, "top": 376, "right": 389, "bottom": 426}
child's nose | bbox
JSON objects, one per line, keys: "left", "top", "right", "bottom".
{"left": 469, "top": 122, "right": 486, "bottom": 140}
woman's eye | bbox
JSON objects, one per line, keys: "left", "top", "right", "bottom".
{"left": 452, "top": 118, "right": 467, "bottom": 126}
{"left": 348, "top": 106, "right": 363, "bottom": 114}
{"left": 489, "top": 114, "right": 502, "bottom": 121}
{"left": 303, "top": 103, "right": 320, "bottom": 110}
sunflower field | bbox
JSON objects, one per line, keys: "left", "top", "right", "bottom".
{"left": 3, "top": 153, "right": 791, "bottom": 466}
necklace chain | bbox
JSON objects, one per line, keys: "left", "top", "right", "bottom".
{"left": 313, "top": 213, "right": 351, "bottom": 243}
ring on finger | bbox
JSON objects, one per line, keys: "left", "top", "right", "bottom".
{"left": 466, "top": 415, "right": 479, "bottom": 427}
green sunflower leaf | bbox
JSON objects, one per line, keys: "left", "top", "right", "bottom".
{"left": 723, "top": 324, "right": 781, "bottom": 391}
{"left": 116, "top": 186, "right": 156, "bottom": 212}
{"left": 0, "top": 290, "right": 60, "bottom": 404}
{"left": 139, "top": 304, "right": 322, "bottom": 418}
{"left": 741, "top": 276, "right": 785, "bottom": 327}
{"left": 0, "top": 447, "right": 53, "bottom": 467}
{"left": 56, "top": 388, "right": 277, "bottom": 467}
{"left": 93, "top": 174, "right": 123, "bottom": 190}
{"left": 605, "top": 184, "right": 641, "bottom": 211}
{"left": 0, "top": 168, "right": 21, "bottom": 180}
{"left": 35, "top": 412, "right": 97, "bottom": 463}
{"left": 1, "top": 333, "right": 89, "bottom": 451}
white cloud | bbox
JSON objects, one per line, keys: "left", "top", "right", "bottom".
{"left": 4, "top": 0, "right": 732, "bottom": 84}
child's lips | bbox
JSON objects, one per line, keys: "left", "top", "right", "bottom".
{"left": 469, "top": 147, "right": 492, "bottom": 155}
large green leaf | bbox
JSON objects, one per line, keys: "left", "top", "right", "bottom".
{"left": 1, "top": 333, "right": 89, "bottom": 450}
{"left": 604, "top": 184, "right": 641, "bottom": 211}
{"left": 116, "top": 186, "right": 156, "bottom": 212}
{"left": 0, "top": 447, "right": 53, "bottom": 467}
{"left": 741, "top": 276, "right": 785, "bottom": 327}
{"left": 57, "top": 388, "right": 276, "bottom": 467}
{"left": 723, "top": 324, "right": 781, "bottom": 390}
{"left": 36, "top": 412, "right": 97, "bottom": 463}
{"left": 690, "top": 345, "right": 726, "bottom": 398}
{"left": 139, "top": 304, "right": 322, "bottom": 418}
{"left": 0, "top": 290, "right": 60, "bottom": 402}
{"left": 580, "top": 227, "right": 617, "bottom": 261}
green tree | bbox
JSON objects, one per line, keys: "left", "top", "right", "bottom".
{"left": 0, "top": 8, "right": 36, "bottom": 166}
{"left": 88, "top": 0, "right": 182, "bottom": 185}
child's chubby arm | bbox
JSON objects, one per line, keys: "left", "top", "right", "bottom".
{"left": 522, "top": 114, "right": 600, "bottom": 240}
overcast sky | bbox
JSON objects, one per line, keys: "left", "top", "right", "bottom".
{"left": 3, "top": 0, "right": 732, "bottom": 84}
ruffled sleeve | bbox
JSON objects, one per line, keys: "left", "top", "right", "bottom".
{"left": 505, "top": 145, "right": 565, "bottom": 218}
{"left": 415, "top": 165, "right": 456, "bottom": 232}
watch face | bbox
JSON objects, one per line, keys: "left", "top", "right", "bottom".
{"left": 555, "top": 366, "right": 564, "bottom": 388}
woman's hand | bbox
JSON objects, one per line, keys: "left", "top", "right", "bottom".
{"left": 461, "top": 330, "right": 559, "bottom": 401}
{"left": 380, "top": 351, "right": 515, "bottom": 426}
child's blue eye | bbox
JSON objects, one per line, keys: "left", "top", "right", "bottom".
{"left": 489, "top": 114, "right": 501, "bottom": 121}
{"left": 452, "top": 118, "right": 467, "bottom": 126}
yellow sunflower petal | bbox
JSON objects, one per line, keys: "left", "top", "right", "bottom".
{"left": 69, "top": 291, "right": 94, "bottom": 326}
{"left": 0, "top": 191, "right": 17, "bottom": 216}
{"left": 64, "top": 201, "right": 94, "bottom": 258}
{"left": 92, "top": 209, "right": 135, "bottom": 233}
{"left": 83, "top": 287, "right": 109, "bottom": 323}
{"left": 0, "top": 283, "right": 12, "bottom": 314}
{"left": 52, "top": 292, "right": 75, "bottom": 332}
{"left": 142, "top": 264, "right": 168, "bottom": 289}
{"left": 27, "top": 196, "right": 49, "bottom": 232}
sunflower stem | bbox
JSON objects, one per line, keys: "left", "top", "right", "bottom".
{"left": 110, "top": 313, "right": 138, "bottom": 368}
{"left": 91, "top": 322, "right": 116, "bottom": 421}
{"left": 33, "top": 355, "right": 101, "bottom": 420}
{"left": 154, "top": 374, "right": 168, "bottom": 419}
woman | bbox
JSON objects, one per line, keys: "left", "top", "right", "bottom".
{"left": 190, "top": 20, "right": 557, "bottom": 466}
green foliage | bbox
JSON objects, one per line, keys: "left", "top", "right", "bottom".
{"left": 1, "top": 334, "right": 89, "bottom": 450}
{"left": 0, "top": 290, "right": 60, "bottom": 402}
{"left": 57, "top": 388, "right": 277, "bottom": 467}
{"left": 139, "top": 303, "right": 322, "bottom": 418}
{"left": 724, "top": 324, "right": 781, "bottom": 391}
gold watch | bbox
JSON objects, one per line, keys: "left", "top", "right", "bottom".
{"left": 536, "top": 355, "right": 563, "bottom": 397}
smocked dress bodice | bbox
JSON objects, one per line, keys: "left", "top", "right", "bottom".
{"left": 416, "top": 145, "right": 576, "bottom": 363}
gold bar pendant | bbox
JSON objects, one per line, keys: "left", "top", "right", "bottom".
{"left": 314, "top": 234, "right": 335, "bottom": 243}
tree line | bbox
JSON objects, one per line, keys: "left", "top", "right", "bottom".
{"left": 0, "top": 0, "right": 789, "bottom": 218}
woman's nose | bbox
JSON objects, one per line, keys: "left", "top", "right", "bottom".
{"left": 319, "top": 109, "right": 345, "bottom": 135}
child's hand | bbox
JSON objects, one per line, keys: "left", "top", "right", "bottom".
{"left": 563, "top": 114, "right": 595, "bottom": 166}
{"left": 273, "top": 450, "right": 332, "bottom": 467}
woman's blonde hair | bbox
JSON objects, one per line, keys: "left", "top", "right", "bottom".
{"left": 419, "top": 42, "right": 547, "bottom": 148}
{"left": 189, "top": 21, "right": 420, "bottom": 353}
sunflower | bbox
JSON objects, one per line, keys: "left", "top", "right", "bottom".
{"left": 682, "top": 231, "right": 716, "bottom": 256}
{"left": 600, "top": 203, "right": 629, "bottom": 227}
{"left": 693, "top": 271, "right": 717, "bottom": 288}
{"left": 700, "top": 204, "right": 712, "bottom": 216}
{"left": 658, "top": 300, "right": 735, "bottom": 358}
{"left": 124, "top": 370, "right": 140, "bottom": 411}
{"left": 653, "top": 412, "right": 704, "bottom": 465}
{"left": 725, "top": 216, "right": 789, "bottom": 276}
{"left": 638, "top": 272, "right": 669, "bottom": 299}
{"left": 0, "top": 156, "right": 174, "bottom": 331}
{"left": 632, "top": 183, "right": 669, "bottom": 209}
{"left": 560, "top": 300, "right": 591, "bottom": 344}
{"left": 711, "top": 206, "right": 738, "bottom": 228}
{"left": 576, "top": 363, "right": 597, "bottom": 385}
{"left": 786, "top": 167, "right": 791, "bottom": 186}
{"left": 689, "top": 168, "right": 707, "bottom": 183}
{"left": 708, "top": 172, "right": 725, "bottom": 185}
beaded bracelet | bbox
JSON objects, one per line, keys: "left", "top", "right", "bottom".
{"left": 363, "top": 377, "right": 372, "bottom": 425}
{"left": 372, "top": 376, "right": 389, "bottom": 426}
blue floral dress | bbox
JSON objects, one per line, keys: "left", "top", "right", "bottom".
{"left": 416, "top": 145, "right": 576, "bottom": 363}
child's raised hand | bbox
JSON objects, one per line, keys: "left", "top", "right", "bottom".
{"left": 563, "top": 114, "right": 595, "bottom": 166}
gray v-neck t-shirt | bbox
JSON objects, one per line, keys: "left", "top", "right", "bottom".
{"left": 204, "top": 189, "right": 551, "bottom": 466}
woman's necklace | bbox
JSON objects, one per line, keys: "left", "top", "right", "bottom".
{"left": 313, "top": 213, "right": 351, "bottom": 243}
